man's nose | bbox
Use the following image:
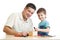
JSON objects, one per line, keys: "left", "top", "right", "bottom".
{"left": 29, "top": 13, "right": 32, "bottom": 16}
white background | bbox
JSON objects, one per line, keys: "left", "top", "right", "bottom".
{"left": 0, "top": 0, "right": 60, "bottom": 39}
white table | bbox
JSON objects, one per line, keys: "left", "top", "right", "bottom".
{"left": 5, "top": 35, "right": 60, "bottom": 40}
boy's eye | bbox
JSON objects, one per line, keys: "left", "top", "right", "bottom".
{"left": 38, "top": 15, "right": 40, "bottom": 16}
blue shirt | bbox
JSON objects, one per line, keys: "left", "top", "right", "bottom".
{"left": 38, "top": 20, "right": 50, "bottom": 36}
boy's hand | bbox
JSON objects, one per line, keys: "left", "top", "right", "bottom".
{"left": 34, "top": 28, "right": 39, "bottom": 31}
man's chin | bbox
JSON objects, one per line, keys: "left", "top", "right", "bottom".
{"left": 26, "top": 17, "right": 30, "bottom": 19}
{"left": 25, "top": 17, "right": 28, "bottom": 20}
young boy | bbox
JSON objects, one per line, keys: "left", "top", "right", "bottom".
{"left": 34, "top": 8, "right": 50, "bottom": 36}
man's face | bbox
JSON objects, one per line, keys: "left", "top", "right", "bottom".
{"left": 23, "top": 7, "right": 35, "bottom": 19}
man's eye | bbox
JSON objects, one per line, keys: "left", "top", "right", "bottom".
{"left": 41, "top": 15, "right": 43, "bottom": 16}
{"left": 28, "top": 10, "right": 30, "bottom": 12}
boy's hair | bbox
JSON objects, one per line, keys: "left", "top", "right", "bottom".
{"left": 37, "top": 8, "right": 46, "bottom": 15}
{"left": 25, "top": 3, "right": 36, "bottom": 10}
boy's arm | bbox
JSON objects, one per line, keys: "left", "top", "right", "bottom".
{"left": 39, "top": 27, "right": 50, "bottom": 32}
{"left": 35, "top": 27, "right": 50, "bottom": 32}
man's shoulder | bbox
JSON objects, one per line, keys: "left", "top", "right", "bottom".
{"left": 10, "top": 13, "right": 18, "bottom": 16}
{"left": 9, "top": 13, "right": 19, "bottom": 17}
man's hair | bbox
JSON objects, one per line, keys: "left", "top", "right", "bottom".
{"left": 37, "top": 8, "right": 46, "bottom": 15}
{"left": 25, "top": 3, "right": 36, "bottom": 10}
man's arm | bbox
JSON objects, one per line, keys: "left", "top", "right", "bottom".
{"left": 3, "top": 26, "right": 22, "bottom": 37}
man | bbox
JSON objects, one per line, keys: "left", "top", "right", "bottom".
{"left": 3, "top": 3, "right": 36, "bottom": 37}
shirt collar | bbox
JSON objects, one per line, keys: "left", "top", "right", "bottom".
{"left": 18, "top": 13, "right": 29, "bottom": 22}
{"left": 19, "top": 13, "right": 23, "bottom": 20}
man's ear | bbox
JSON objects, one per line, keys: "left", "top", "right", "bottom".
{"left": 24, "top": 7, "right": 27, "bottom": 10}
{"left": 24, "top": 8, "right": 26, "bottom": 10}
{"left": 23, "top": 8, "right": 26, "bottom": 12}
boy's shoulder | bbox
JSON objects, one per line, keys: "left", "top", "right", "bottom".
{"left": 41, "top": 20, "right": 49, "bottom": 25}
{"left": 43, "top": 20, "right": 49, "bottom": 23}
{"left": 39, "top": 20, "right": 49, "bottom": 25}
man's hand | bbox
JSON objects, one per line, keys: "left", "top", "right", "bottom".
{"left": 14, "top": 32, "right": 23, "bottom": 37}
{"left": 22, "top": 32, "right": 28, "bottom": 37}
{"left": 14, "top": 32, "right": 28, "bottom": 37}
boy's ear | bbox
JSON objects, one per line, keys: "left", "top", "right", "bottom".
{"left": 45, "top": 15, "right": 47, "bottom": 18}
{"left": 45, "top": 16, "right": 46, "bottom": 18}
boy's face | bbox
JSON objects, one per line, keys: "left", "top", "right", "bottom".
{"left": 37, "top": 12, "right": 46, "bottom": 21}
{"left": 23, "top": 7, "right": 35, "bottom": 19}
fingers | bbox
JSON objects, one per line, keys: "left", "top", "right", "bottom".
{"left": 14, "top": 32, "right": 23, "bottom": 37}
{"left": 14, "top": 32, "right": 28, "bottom": 37}
{"left": 22, "top": 32, "right": 28, "bottom": 37}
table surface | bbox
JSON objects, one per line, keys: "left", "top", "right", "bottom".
{"left": 5, "top": 35, "right": 60, "bottom": 40}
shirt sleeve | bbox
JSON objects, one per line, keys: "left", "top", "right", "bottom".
{"left": 45, "top": 21, "right": 50, "bottom": 28}
{"left": 5, "top": 13, "right": 16, "bottom": 28}
{"left": 28, "top": 19, "right": 33, "bottom": 32}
